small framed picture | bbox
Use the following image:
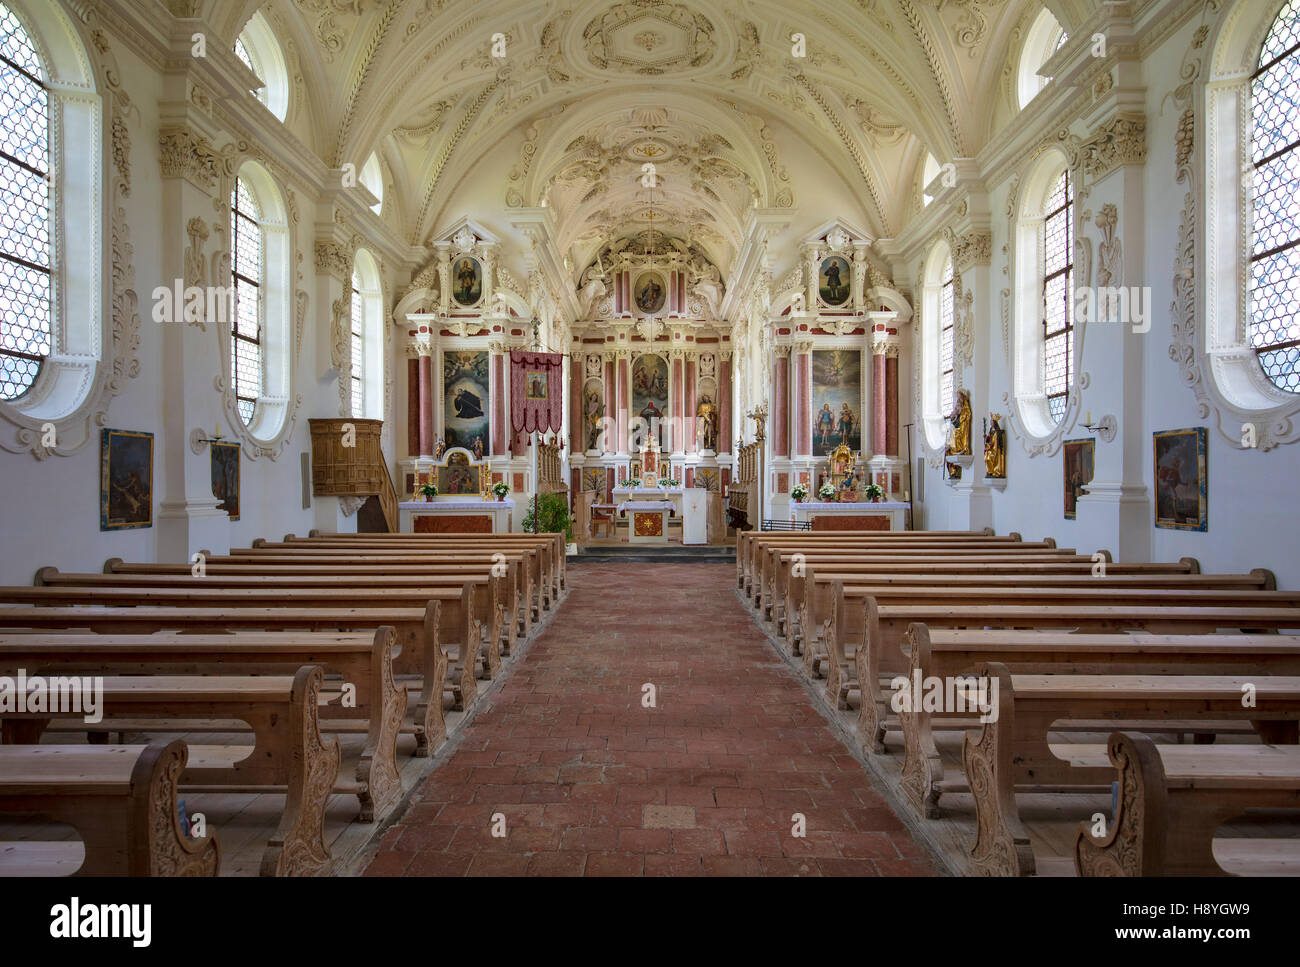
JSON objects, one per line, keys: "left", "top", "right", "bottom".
{"left": 525, "top": 372, "right": 548, "bottom": 399}
{"left": 211, "top": 441, "right": 241, "bottom": 520}
{"left": 100, "top": 428, "right": 154, "bottom": 530}
{"left": 1062, "top": 438, "right": 1094, "bottom": 520}
{"left": 1154, "top": 426, "right": 1208, "bottom": 531}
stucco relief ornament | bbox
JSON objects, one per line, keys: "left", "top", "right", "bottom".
{"left": 826, "top": 227, "right": 851, "bottom": 252}
{"left": 1095, "top": 203, "right": 1122, "bottom": 288}
{"left": 452, "top": 227, "right": 476, "bottom": 253}
{"left": 183, "top": 217, "right": 209, "bottom": 331}
{"left": 953, "top": 288, "right": 975, "bottom": 369}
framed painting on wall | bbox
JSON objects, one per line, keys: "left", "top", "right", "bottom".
{"left": 633, "top": 271, "right": 667, "bottom": 315}
{"left": 818, "top": 255, "right": 851, "bottom": 306}
{"left": 211, "top": 441, "right": 241, "bottom": 520}
{"left": 811, "top": 349, "right": 862, "bottom": 457}
{"left": 451, "top": 256, "right": 482, "bottom": 307}
{"left": 100, "top": 428, "right": 153, "bottom": 530}
{"left": 1062, "top": 438, "right": 1094, "bottom": 520}
{"left": 1154, "top": 426, "right": 1208, "bottom": 531}
{"left": 443, "top": 350, "right": 490, "bottom": 453}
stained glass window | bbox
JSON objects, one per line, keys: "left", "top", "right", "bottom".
{"left": 0, "top": 3, "right": 49, "bottom": 401}
{"left": 940, "top": 259, "right": 954, "bottom": 416}
{"left": 230, "top": 177, "right": 263, "bottom": 425}
{"left": 1249, "top": 0, "right": 1300, "bottom": 394}
{"left": 1042, "top": 169, "right": 1073, "bottom": 422}
{"left": 350, "top": 278, "right": 364, "bottom": 418}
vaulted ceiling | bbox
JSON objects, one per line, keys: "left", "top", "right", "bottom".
{"left": 194, "top": 0, "right": 1096, "bottom": 276}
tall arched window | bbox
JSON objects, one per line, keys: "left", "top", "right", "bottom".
{"left": 1249, "top": 0, "right": 1300, "bottom": 394}
{"left": 1017, "top": 9, "right": 1068, "bottom": 109}
{"left": 0, "top": 3, "right": 49, "bottom": 401}
{"left": 360, "top": 153, "right": 384, "bottom": 215}
{"left": 349, "top": 278, "right": 363, "bottom": 417}
{"left": 350, "top": 247, "right": 382, "bottom": 420}
{"left": 234, "top": 11, "right": 288, "bottom": 122}
{"left": 939, "top": 259, "right": 955, "bottom": 415}
{"left": 1042, "top": 169, "right": 1074, "bottom": 422}
{"left": 230, "top": 176, "right": 263, "bottom": 425}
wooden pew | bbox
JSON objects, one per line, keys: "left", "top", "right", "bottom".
{"left": 0, "top": 741, "right": 220, "bottom": 876}
{"left": 841, "top": 595, "right": 1300, "bottom": 754}
{"left": 1074, "top": 731, "right": 1300, "bottom": 876}
{"left": 0, "top": 666, "right": 340, "bottom": 877}
{"left": 962, "top": 664, "right": 1300, "bottom": 876}
{"left": 0, "top": 628, "right": 406, "bottom": 818}
{"left": 0, "top": 599, "right": 466, "bottom": 752}
{"left": 894, "top": 625, "right": 1300, "bottom": 818}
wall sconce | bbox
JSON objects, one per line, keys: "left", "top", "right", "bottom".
{"left": 1080, "top": 411, "right": 1118, "bottom": 443}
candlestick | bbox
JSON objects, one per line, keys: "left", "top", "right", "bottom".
{"left": 1084, "top": 411, "right": 1092, "bottom": 426}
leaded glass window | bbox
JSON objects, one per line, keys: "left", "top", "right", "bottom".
{"left": 230, "top": 177, "right": 263, "bottom": 425}
{"left": 0, "top": 3, "right": 49, "bottom": 401}
{"left": 1249, "top": 0, "right": 1300, "bottom": 394}
{"left": 1042, "top": 169, "right": 1073, "bottom": 422}
{"left": 940, "top": 259, "right": 954, "bottom": 416}
{"left": 350, "top": 278, "right": 364, "bottom": 418}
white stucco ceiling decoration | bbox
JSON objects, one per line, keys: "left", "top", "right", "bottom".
{"left": 578, "top": 0, "right": 725, "bottom": 76}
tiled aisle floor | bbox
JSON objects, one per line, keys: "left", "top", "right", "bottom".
{"left": 363, "top": 562, "right": 934, "bottom": 876}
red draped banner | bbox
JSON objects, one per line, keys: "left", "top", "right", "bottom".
{"left": 509, "top": 350, "right": 565, "bottom": 434}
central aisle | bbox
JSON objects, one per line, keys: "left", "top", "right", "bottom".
{"left": 363, "top": 562, "right": 933, "bottom": 876}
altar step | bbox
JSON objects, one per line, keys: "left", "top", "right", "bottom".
{"left": 571, "top": 543, "right": 735, "bottom": 564}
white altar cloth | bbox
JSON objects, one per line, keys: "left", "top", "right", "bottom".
{"left": 617, "top": 500, "right": 677, "bottom": 516}
{"left": 399, "top": 499, "right": 515, "bottom": 511}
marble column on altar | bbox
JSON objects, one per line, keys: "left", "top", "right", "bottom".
{"left": 672, "top": 355, "right": 684, "bottom": 454}
{"left": 418, "top": 349, "right": 434, "bottom": 458}
{"left": 406, "top": 352, "right": 420, "bottom": 457}
{"left": 868, "top": 317, "right": 903, "bottom": 494}
{"left": 490, "top": 350, "right": 506, "bottom": 455}
{"left": 604, "top": 356, "right": 615, "bottom": 455}
{"left": 719, "top": 352, "right": 732, "bottom": 454}
{"left": 569, "top": 353, "right": 583, "bottom": 454}
{"left": 685, "top": 357, "right": 697, "bottom": 454}
{"left": 772, "top": 348, "right": 790, "bottom": 458}
{"left": 616, "top": 354, "right": 629, "bottom": 455}
{"left": 794, "top": 345, "right": 812, "bottom": 456}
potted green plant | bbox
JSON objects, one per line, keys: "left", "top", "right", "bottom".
{"left": 818, "top": 483, "right": 837, "bottom": 502}
{"left": 864, "top": 482, "right": 885, "bottom": 503}
{"left": 626, "top": 477, "right": 642, "bottom": 489}
{"left": 419, "top": 482, "right": 438, "bottom": 502}
{"left": 522, "top": 491, "right": 573, "bottom": 540}
{"left": 492, "top": 480, "right": 509, "bottom": 501}
{"left": 791, "top": 483, "right": 808, "bottom": 503}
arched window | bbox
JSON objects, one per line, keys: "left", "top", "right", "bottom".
{"left": 230, "top": 176, "right": 263, "bottom": 425}
{"left": 939, "top": 259, "right": 955, "bottom": 415}
{"left": 350, "top": 247, "right": 382, "bottom": 420}
{"left": 234, "top": 11, "right": 288, "bottom": 123}
{"left": 1017, "top": 9, "right": 1067, "bottom": 109}
{"left": 1042, "top": 169, "right": 1074, "bottom": 422}
{"left": 0, "top": 3, "right": 49, "bottom": 401}
{"left": 921, "top": 153, "right": 940, "bottom": 207}
{"left": 1249, "top": 0, "right": 1300, "bottom": 394}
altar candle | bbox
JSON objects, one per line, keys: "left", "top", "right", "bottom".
{"left": 214, "top": 423, "right": 220, "bottom": 439}
{"left": 1085, "top": 410, "right": 1092, "bottom": 426}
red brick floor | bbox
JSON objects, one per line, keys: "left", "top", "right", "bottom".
{"left": 363, "top": 562, "right": 934, "bottom": 876}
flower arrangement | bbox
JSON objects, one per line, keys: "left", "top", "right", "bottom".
{"left": 658, "top": 477, "right": 680, "bottom": 488}
{"left": 864, "top": 482, "right": 885, "bottom": 502}
{"left": 791, "top": 483, "right": 808, "bottom": 502}
{"left": 419, "top": 482, "right": 438, "bottom": 501}
{"left": 492, "top": 481, "right": 509, "bottom": 500}
{"left": 626, "top": 478, "right": 642, "bottom": 488}
{"left": 818, "top": 483, "right": 837, "bottom": 501}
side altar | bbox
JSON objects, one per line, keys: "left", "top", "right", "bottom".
{"left": 792, "top": 444, "right": 910, "bottom": 530}
{"left": 399, "top": 447, "right": 514, "bottom": 533}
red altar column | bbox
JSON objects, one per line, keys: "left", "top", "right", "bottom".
{"left": 871, "top": 323, "right": 901, "bottom": 458}
{"left": 672, "top": 356, "right": 683, "bottom": 452}
{"left": 773, "top": 350, "right": 790, "bottom": 458}
{"left": 418, "top": 350, "right": 434, "bottom": 458}
{"left": 491, "top": 352, "right": 506, "bottom": 455}
{"left": 570, "top": 354, "right": 583, "bottom": 453}
{"left": 406, "top": 352, "right": 419, "bottom": 457}
{"left": 871, "top": 349, "right": 887, "bottom": 458}
{"left": 719, "top": 353, "right": 732, "bottom": 452}
{"left": 795, "top": 347, "right": 812, "bottom": 455}
{"left": 685, "top": 358, "right": 697, "bottom": 454}
{"left": 604, "top": 357, "right": 615, "bottom": 454}
{"left": 886, "top": 352, "right": 899, "bottom": 457}
{"left": 616, "top": 355, "right": 629, "bottom": 454}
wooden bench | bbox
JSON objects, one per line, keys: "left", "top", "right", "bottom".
{"left": 963, "top": 664, "right": 1300, "bottom": 876}
{"left": 0, "top": 741, "right": 220, "bottom": 876}
{"left": 894, "top": 625, "right": 1300, "bottom": 818}
{"left": 821, "top": 592, "right": 1300, "bottom": 751}
{"left": 0, "top": 666, "right": 339, "bottom": 877}
{"left": 0, "top": 628, "right": 406, "bottom": 819}
{"left": 0, "top": 599, "right": 467, "bottom": 752}
{"left": 1074, "top": 731, "right": 1300, "bottom": 876}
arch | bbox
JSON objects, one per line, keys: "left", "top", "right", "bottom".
{"left": 919, "top": 240, "right": 955, "bottom": 452}
{"left": 224, "top": 159, "right": 292, "bottom": 447}
{"left": 235, "top": 10, "right": 288, "bottom": 123}
{"left": 921, "top": 153, "right": 940, "bottom": 207}
{"left": 359, "top": 152, "right": 383, "bottom": 215}
{"left": 1009, "top": 147, "right": 1080, "bottom": 446}
{"left": 0, "top": 0, "right": 108, "bottom": 455}
{"left": 1017, "top": 8, "right": 1067, "bottom": 110}
{"left": 350, "top": 247, "right": 383, "bottom": 419}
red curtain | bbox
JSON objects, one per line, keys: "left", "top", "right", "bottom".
{"left": 509, "top": 350, "right": 565, "bottom": 434}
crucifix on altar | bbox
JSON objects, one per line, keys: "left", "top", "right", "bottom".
{"left": 639, "top": 437, "right": 661, "bottom": 488}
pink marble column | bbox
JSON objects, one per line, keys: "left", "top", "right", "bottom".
{"left": 407, "top": 357, "right": 420, "bottom": 457}
{"left": 570, "top": 357, "right": 583, "bottom": 454}
{"left": 491, "top": 353, "right": 506, "bottom": 456}
{"left": 604, "top": 358, "right": 615, "bottom": 454}
{"left": 773, "top": 354, "right": 789, "bottom": 457}
{"left": 719, "top": 356, "right": 732, "bottom": 452}
{"left": 685, "top": 358, "right": 697, "bottom": 454}
{"left": 871, "top": 350, "right": 887, "bottom": 458}
{"left": 617, "top": 356, "right": 629, "bottom": 454}
{"left": 795, "top": 351, "right": 811, "bottom": 455}
{"left": 672, "top": 356, "right": 683, "bottom": 451}
{"left": 418, "top": 353, "right": 433, "bottom": 458}
{"left": 885, "top": 355, "right": 899, "bottom": 456}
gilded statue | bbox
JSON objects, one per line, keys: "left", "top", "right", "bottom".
{"left": 983, "top": 413, "right": 1007, "bottom": 479}
{"left": 946, "top": 388, "right": 973, "bottom": 456}
{"left": 696, "top": 394, "right": 718, "bottom": 451}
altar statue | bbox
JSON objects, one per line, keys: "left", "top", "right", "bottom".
{"left": 984, "top": 413, "right": 1007, "bottom": 479}
{"left": 585, "top": 391, "right": 605, "bottom": 451}
{"left": 696, "top": 394, "right": 718, "bottom": 451}
{"left": 946, "top": 389, "right": 973, "bottom": 456}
